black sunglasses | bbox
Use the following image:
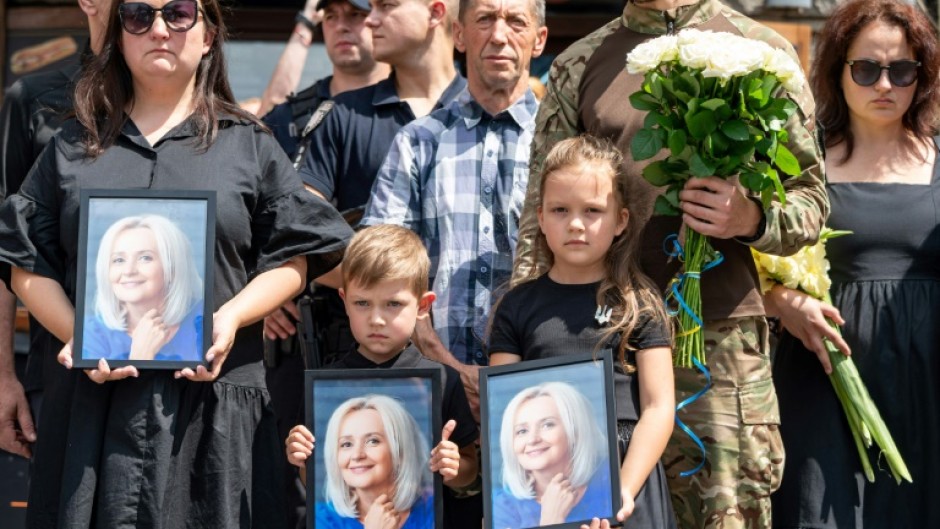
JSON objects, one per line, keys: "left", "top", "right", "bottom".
{"left": 119, "top": 0, "right": 203, "bottom": 35}
{"left": 846, "top": 59, "right": 921, "bottom": 87}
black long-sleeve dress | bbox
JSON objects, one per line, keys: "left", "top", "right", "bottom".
{"left": 0, "top": 114, "right": 352, "bottom": 528}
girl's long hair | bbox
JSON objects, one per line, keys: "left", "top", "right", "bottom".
{"left": 73, "top": 0, "right": 264, "bottom": 156}
{"left": 520, "top": 135, "right": 672, "bottom": 371}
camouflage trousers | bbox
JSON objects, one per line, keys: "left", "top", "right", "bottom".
{"left": 662, "top": 317, "right": 784, "bottom": 529}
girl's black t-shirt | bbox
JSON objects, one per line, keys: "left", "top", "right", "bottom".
{"left": 488, "top": 274, "right": 671, "bottom": 421}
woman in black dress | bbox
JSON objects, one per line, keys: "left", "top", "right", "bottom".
{"left": 768, "top": 1, "right": 940, "bottom": 527}
{"left": 0, "top": 1, "right": 352, "bottom": 527}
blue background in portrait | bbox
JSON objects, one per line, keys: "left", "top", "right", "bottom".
{"left": 311, "top": 378, "right": 435, "bottom": 506}
{"left": 81, "top": 198, "right": 208, "bottom": 360}
{"left": 485, "top": 360, "right": 612, "bottom": 516}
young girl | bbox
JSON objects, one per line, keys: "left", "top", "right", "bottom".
{"left": 489, "top": 135, "right": 677, "bottom": 528}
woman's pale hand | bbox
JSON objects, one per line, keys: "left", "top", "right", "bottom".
{"left": 539, "top": 473, "right": 585, "bottom": 526}
{"left": 177, "top": 307, "right": 241, "bottom": 382}
{"left": 616, "top": 487, "right": 635, "bottom": 522}
{"left": 286, "top": 424, "right": 315, "bottom": 469}
{"left": 580, "top": 518, "right": 612, "bottom": 529}
{"left": 429, "top": 419, "right": 460, "bottom": 482}
{"left": 129, "top": 308, "right": 172, "bottom": 361}
{"left": 58, "top": 339, "right": 140, "bottom": 383}
{"left": 768, "top": 285, "right": 850, "bottom": 374}
{"left": 362, "top": 493, "right": 399, "bottom": 529}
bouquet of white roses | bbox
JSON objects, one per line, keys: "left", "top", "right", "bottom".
{"left": 753, "top": 229, "right": 912, "bottom": 484}
{"left": 626, "top": 29, "right": 807, "bottom": 369}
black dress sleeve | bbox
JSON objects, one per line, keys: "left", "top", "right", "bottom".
{"left": 250, "top": 131, "right": 352, "bottom": 281}
{"left": 486, "top": 289, "right": 523, "bottom": 358}
{"left": 0, "top": 137, "right": 64, "bottom": 281}
{"left": 0, "top": 78, "right": 33, "bottom": 200}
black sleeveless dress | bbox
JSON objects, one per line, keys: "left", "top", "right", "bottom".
{"left": 771, "top": 149, "right": 940, "bottom": 529}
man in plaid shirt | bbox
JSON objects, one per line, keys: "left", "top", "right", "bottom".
{"left": 360, "top": 0, "right": 547, "bottom": 416}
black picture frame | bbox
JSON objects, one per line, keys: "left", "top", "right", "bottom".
{"left": 72, "top": 189, "right": 216, "bottom": 370}
{"left": 480, "top": 351, "right": 621, "bottom": 529}
{"left": 305, "top": 368, "right": 444, "bottom": 529}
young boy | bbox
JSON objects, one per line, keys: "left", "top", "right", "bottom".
{"left": 285, "top": 224, "right": 479, "bottom": 524}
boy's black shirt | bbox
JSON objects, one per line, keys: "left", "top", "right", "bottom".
{"left": 325, "top": 345, "right": 478, "bottom": 448}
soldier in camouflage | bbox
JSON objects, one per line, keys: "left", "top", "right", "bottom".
{"left": 511, "top": 0, "right": 828, "bottom": 527}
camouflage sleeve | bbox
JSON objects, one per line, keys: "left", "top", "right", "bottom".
{"left": 511, "top": 53, "right": 584, "bottom": 286}
{"left": 728, "top": 15, "right": 830, "bottom": 257}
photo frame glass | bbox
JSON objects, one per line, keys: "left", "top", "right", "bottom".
{"left": 481, "top": 351, "right": 620, "bottom": 529}
{"left": 72, "top": 190, "right": 215, "bottom": 370}
{"left": 306, "top": 369, "right": 444, "bottom": 529}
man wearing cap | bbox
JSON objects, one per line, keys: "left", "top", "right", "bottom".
{"left": 261, "top": 0, "right": 390, "bottom": 161}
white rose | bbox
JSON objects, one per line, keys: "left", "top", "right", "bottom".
{"left": 764, "top": 48, "right": 805, "bottom": 95}
{"left": 677, "top": 29, "right": 714, "bottom": 70}
{"left": 627, "top": 35, "right": 679, "bottom": 74}
{"left": 703, "top": 44, "right": 765, "bottom": 81}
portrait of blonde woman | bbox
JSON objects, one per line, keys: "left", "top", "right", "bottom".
{"left": 81, "top": 214, "right": 204, "bottom": 363}
{"left": 494, "top": 381, "right": 611, "bottom": 529}
{"left": 318, "top": 394, "right": 435, "bottom": 529}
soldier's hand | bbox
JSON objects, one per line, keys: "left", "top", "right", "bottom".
{"left": 0, "top": 372, "right": 35, "bottom": 458}
{"left": 264, "top": 300, "right": 300, "bottom": 340}
{"left": 679, "top": 176, "right": 763, "bottom": 240}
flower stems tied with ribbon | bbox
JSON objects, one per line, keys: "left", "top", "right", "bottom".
{"left": 627, "top": 28, "right": 806, "bottom": 368}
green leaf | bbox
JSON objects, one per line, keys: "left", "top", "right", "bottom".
{"left": 720, "top": 120, "right": 750, "bottom": 141}
{"left": 774, "top": 143, "right": 801, "bottom": 176}
{"left": 630, "top": 92, "right": 660, "bottom": 111}
{"left": 649, "top": 72, "right": 664, "bottom": 99}
{"left": 654, "top": 190, "right": 681, "bottom": 216}
{"left": 709, "top": 131, "right": 730, "bottom": 156}
{"left": 668, "top": 129, "right": 687, "bottom": 156}
{"left": 642, "top": 161, "right": 673, "bottom": 186}
{"left": 644, "top": 111, "right": 670, "bottom": 130}
{"left": 773, "top": 168, "right": 787, "bottom": 205}
{"left": 739, "top": 171, "right": 766, "bottom": 192}
{"left": 631, "top": 128, "right": 663, "bottom": 161}
{"left": 689, "top": 152, "right": 716, "bottom": 177}
{"left": 700, "top": 98, "right": 728, "bottom": 112}
{"left": 686, "top": 110, "right": 717, "bottom": 140}
{"left": 678, "top": 71, "right": 701, "bottom": 97}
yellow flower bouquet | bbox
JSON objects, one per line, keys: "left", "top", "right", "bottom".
{"left": 752, "top": 228, "right": 911, "bottom": 483}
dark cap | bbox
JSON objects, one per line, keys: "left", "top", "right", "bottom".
{"left": 316, "top": 0, "right": 371, "bottom": 11}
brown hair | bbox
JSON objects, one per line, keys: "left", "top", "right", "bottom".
{"left": 342, "top": 224, "right": 431, "bottom": 297}
{"left": 73, "top": 0, "right": 263, "bottom": 156}
{"left": 811, "top": 0, "right": 940, "bottom": 163}
{"left": 519, "top": 135, "right": 672, "bottom": 371}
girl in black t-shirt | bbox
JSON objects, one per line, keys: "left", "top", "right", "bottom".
{"left": 489, "top": 136, "right": 677, "bottom": 529}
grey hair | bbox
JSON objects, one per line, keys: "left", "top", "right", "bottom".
{"left": 458, "top": 0, "right": 546, "bottom": 25}
{"left": 95, "top": 215, "right": 202, "bottom": 330}
{"left": 323, "top": 395, "right": 431, "bottom": 517}
{"left": 499, "top": 381, "right": 606, "bottom": 499}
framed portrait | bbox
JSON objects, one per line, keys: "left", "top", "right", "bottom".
{"left": 480, "top": 351, "right": 621, "bottom": 529}
{"left": 305, "top": 368, "right": 444, "bottom": 529}
{"left": 72, "top": 189, "right": 216, "bottom": 370}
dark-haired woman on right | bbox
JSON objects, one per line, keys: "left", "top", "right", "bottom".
{"left": 766, "top": 0, "right": 940, "bottom": 527}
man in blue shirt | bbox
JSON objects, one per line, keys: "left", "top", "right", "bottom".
{"left": 264, "top": 0, "right": 467, "bottom": 346}
{"left": 360, "top": 0, "right": 548, "bottom": 416}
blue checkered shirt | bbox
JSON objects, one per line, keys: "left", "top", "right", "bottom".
{"left": 361, "top": 88, "right": 539, "bottom": 365}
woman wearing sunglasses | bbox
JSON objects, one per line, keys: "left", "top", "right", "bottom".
{"left": 0, "top": 0, "right": 352, "bottom": 527}
{"left": 767, "top": 0, "right": 940, "bottom": 527}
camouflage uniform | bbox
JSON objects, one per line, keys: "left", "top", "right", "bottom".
{"left": 512, "top": 0, "right": 828, "bottom": 527}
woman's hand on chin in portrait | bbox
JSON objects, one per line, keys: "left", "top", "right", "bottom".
{"left": 362, "top": 493, "right": 400, "bottom": 529}
{"left": 176, "top": 306, "right": 241, "bottom": 382}
{"left": 58, "top": 339, "right": 140, "bottom": 384}
{"left": 129, "top": 308, "right": 173, "bottom": 361}
{"left": 539, "top": 473, "right": 585, "bottom": 526}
